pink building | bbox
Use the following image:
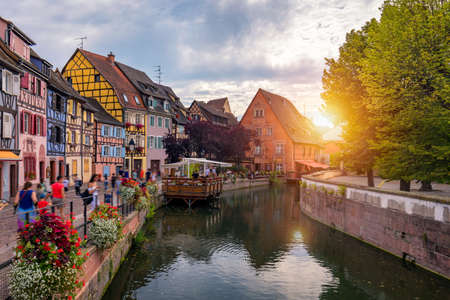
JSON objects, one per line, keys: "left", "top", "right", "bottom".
{"left": 0, "top": 18, "right": 51, "bottom": 188}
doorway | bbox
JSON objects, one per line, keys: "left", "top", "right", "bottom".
{"left": 10, "top": 164, "right": 17, "bottom": 197}
{"left": 39, "top": 161, "right": 45, "bottom": 181}
{"left": 133, "top": 159, "right": 142, "bottom": 172}
{"left": 151, "top": 160, "right": 160, "bottom": 174}
{"left": 58, "top": 161, "right": 64, "bottom": 178}
{"left": 50, "top": 161, "right": 56, "bottom": 183}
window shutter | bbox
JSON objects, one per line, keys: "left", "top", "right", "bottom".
{"left": 122, "top": 128, "right": 125, "bottom": 138}
{"left": 101, "top": 145, "right": 104, "bottom": 156}
{"left": 122, "top": 147, "right": 125, "bottom": 157}
{"left": 20, "top": 111, "right": 24, "bottom": 133}
{"left": 111, "top": 146, "right": 116, "bottom": 157}
{"left": 101, "top": 125, "right": 105, "bottom": 136}
{"left": 20, "top": 73, "right": 29, "bottom": 89}
{"left": 1, "top": 70, "right": 4, "bottom": 92}
{"left": 12, "top": 75, "right": 20, "bottom": 96}
{"left": 67, "top": 131, "right": 71, "bottom": 143}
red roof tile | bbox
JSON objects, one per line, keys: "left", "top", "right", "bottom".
{"left": 79, "top": 49, "right": 146, "bottom": 111}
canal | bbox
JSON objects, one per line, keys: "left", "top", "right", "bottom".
{"left": 104, "top": 185, "right": 450, "bottom": 300}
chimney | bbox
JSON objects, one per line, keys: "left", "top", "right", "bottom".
{"left": 107, "top": 51, "right": 115, "bottom": 64}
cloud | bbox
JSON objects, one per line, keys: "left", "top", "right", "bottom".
{"left": 1, "top": 0, "right": 382, "bottom": 118}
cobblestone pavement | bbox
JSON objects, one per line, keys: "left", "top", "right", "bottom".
{"left": 0, "top": 183, "right": 120, "bottom": 264}
{"left": 330, "top": 176, "right": 450, "bottom": 199}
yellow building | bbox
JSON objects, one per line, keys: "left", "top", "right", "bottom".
{"left": 62, "top": 49, "right": 147, "bottom": 174}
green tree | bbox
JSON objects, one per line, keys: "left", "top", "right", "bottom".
{"left": 361, "top": 0, "right": 450, "bottom": 190}
{"left": 322, "top": 20, "right": 378, "bottom": 186}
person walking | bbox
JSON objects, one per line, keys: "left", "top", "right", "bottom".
{"left": 111, "top": 173, "right": 117, "bottom": 190}
{"left": 145, "top": 169, "right": 151, "bottom": 182}
{"left": 116, "top": 174, "right": 122, "bottom": 204}
{"left": 50, "top": 176, "right": 65, "bottom": 217}
{"left": 74, "top": 174, "right": 82, "bottom": 196}
{"left": 36, "top": 179, "right": 47, "bottom": 201}
{"left": 63, "top": 177, "right": 69, "bottom": 192}
{"left": 104, "top": 173, "right": 109, "bottom": 190}
{"left": 14, "top": 182, "right": 38, "bottom": 229}
{"left": 88, "top": 174, "right": 99, "bottom": 211}
{"left": 132, "top": 169, "right": 137, "bottom": 180}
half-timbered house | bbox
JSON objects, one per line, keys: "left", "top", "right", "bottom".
{"left": 46, "top": 70, "right": 68, "bottom": 182}
{"left": 87, "top": 98, "right": 125, "bottom": 177}
{"left": 81, "top": 100, "right": 97, "bottom": 181}
{"left": 189, "top": 97, "right": 237, "bottom": 128}
{"left": 0, "top": 41, "right": 21, "bottom": 200}
{"left": 0, "top": 18, "right": 51, "bottom": 187}
{"left": 62, "top": 49, "right": 147, "bottom": 174}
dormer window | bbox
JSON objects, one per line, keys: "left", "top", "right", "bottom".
{"left": 123, "top": 94, "right": 128, "bottom": 102}
{"left": 134, "top": 96, "right": 141, "bottom": 105}
{"left": 94, "top": 74, "right": 100, "bottom": 82}
{"left": 164, "top": 101, "right": 170, "bottom": 111}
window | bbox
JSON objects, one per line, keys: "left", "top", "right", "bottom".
{"left": 164, "top": 101, "right": 170, "bottom": 111}
{"left": 276, "top": 163, "right": 283, "bottom": 172}
{"left": 158, "top": 117, "right": 162, "bottom": 128}
{"left": 178, "top": 125, "right": 184, "bottom": 134}
{"left": 134, "top": 96, "right": 140, "bottom": 105}
{"left": 24, "top": 113, "right": 30, "bottom": 134}
{"left": 36, "top": 79, "right": 41, "bottom": 97}
{"left": 256, "top": 128, "right": 262, "bottom": 136}
{"left": 35, "top": 116, "right": 41, "bottom": 136}
{"left": 67, "top": 77, "right": 72, "bottom": 84}
{"left": 84, "top": 159, "right": 90, "bottom": 173}
{"left": 123, "top": 94, "right": 128, "bottom": 102}
{"left": 2, "top": 112, "right": 13, "bottom": 138}
{"left": 116, "top": 147, "right": 122, "bottom": 157}
{"left": 193, "top": 114, "right": 200, "bottom": 120}
{"left": 104, "top": 146, "right": 110, "bottom": 156}
{"left": 72, "top": 131, "right": 76, "bottom": 144}
{"left": 150, "top": 115, "right": 155, "bottom": 126}
{"left": 135, "top": 114, "right": 141, "bottom": 125}
{"left": 157, "top": 136, "right": 163, "bottom": 149}
{"left": 276, "top": 143, "right": 284, "bottom": 154}
{"left": 254, "top": 109, "right": 264, "bottom": 118}
{"left": 147, "top": 136, "right": 151, "bottom": 148}
{"left": 254, "top": 145, "right": 261, "bottom": 155}
{"left": 1, "top": 69, "right": 19, "bottom": 95}
{"left": 115, "top": 127, "right": 122, "bottom": 138}
{"left": 266, "top": 128, "right": 272, "bottom": 136}
{"left": 72, "top": 101, "right": 77, "bottom": 115}
{"left": 55, "top": 126, "right": 62, "bottom": 143}
{"left": 94, "top": 74, "right": 100, "bottom": 82}
{"left": 164, "top": 118, "right": 169, "bottom": 129}
{"left": 85, "top": 135, "right": 90, "bottom": 145}
{"left": 24, "top": 157, "right": 36, "bottom": 178}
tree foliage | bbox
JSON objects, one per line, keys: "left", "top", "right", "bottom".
{"left": 322, "top": 0, "right": 449, "bottom": 188}
{"left": 163, "top": 121, "right": 255, "bottom": 164}
{"left": 322, "top": 20, "right": 377, "bottom": 186}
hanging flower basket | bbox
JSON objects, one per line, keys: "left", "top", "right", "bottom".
{"left": 136, "top": 124, "right": 144, "bottom": 129}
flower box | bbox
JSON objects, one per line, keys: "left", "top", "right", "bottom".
{"left": 125, "top": 122, "right": 132, "bottom": 128}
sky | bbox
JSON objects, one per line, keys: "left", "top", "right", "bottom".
{"left": 2, "top": 0, "right": 382, "bottom": 125}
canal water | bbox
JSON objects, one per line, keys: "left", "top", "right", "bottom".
{"left": 104, "top": 185, "right": 450, "bottom": 300}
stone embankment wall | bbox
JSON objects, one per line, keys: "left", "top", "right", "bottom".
{"left": 300, "top": 176, "right": 450, "bottom": 279}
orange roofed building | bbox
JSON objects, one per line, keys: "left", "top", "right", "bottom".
{"left": 240, "top": 89, "right": 327, "bottom": 178}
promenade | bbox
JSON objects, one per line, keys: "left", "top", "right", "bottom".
{"left": 0, "top": 183, "right": 118, "bottom": 264}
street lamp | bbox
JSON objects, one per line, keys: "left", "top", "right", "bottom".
{"left": 128, "top": 139, "right": 135, "bottom": 178}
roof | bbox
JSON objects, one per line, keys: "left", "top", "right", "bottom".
{"left": 48, "top": 69, "right": 85, "bottom": 103}
{"left": 0, "top": 42, "right": 21, "bottom": 73}
{"left": 82, "top": 97, "right": 98, "bottom": 113}
{"left": 191, "top": 99, "right": 238, "bottom": 126}
{"left": 86, "top": 98, "right": 122, "bottom": 126}
{"left": 78, "top": 49, "right": 146, "bottom": 111}
{"left": 204, "top": 97, "right": 228, "bottom": 112}
{"left": 247, "top": 89, "right": 321, "bottom": 145}
{"left": 0, "top": 17, "right": 35, "bottom": 45}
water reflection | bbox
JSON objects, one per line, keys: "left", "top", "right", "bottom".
{"left": 104, "top": 185, "right": 450, "bottom": 300}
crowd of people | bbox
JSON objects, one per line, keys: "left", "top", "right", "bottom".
{"left": 13, "top": 168, "right": 160, "bottom": 229}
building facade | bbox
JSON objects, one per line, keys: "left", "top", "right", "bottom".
{"left": 115, "top": 62, "right": 173, "bottom": 174}
{"left": 240, "top": 89, "right": 325, "bottom": 178}
{"left": 46, "top": 70, "right": 67, "bottom": 182}
{"left": 65, "top": 92, "right": 85, "bottom": 183}
{"left": 62, "top": 49, "right": 147, "bottom": 175}
{"left": 81, "top": 101, "right": 96, "bottom": 181}
{"left": 189, "top": 97, "right": 237, "bottom": 127}
{"left": 0, "top": 42, "right": 21, "bottom": 200}
{"left": 0, "top": 18, "right": 51, "bottom": 187}
{"left": 88, "top": 98, "right": 125, "bottom": 178}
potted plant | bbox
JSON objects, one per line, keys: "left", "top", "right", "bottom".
{"left": 136, "top": 124, "right": 144, "bottom": 129}
{"left": 125, "top": 122, "right": 132, "bottom": 128}
{"left": 88, "top": 204, "right": 122, "bottom": 249}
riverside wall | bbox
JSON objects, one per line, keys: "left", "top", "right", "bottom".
{"left": 300, "top": 175, "right": 450, "bottom": 279}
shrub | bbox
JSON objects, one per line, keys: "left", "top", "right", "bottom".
{"left": 301, "top": 181, "right": 308, "bottom": 189}
{"left": 338, "top": 185, "right": 347, "bottom": 197}
{"left": 9, "top": 213, "right": 87, "bottom": 299}
{"left": 89, "top": 218, "right": 119, "bottom": 249}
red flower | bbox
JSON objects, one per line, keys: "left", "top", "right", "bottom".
{"left": 25, "top": 224, "right": 30, "bottom": 228}
{"left": 57, "top": 248, "right": 63, "bottom": 253}
{"left": 43, "top": 244, "right": 51, "bottom": 251}
{"left": 35, "top": 238, "right": 40, "bottom": 244}
{"left": 83, "top": 281, "right": 85, "bottom": 287}
{"left": 72, "top": 264, "right": 76, "bottom": 269}
{"left": 84, "top": 235, "right": 87, "bottom": 239}
{"left": 86, "top": 252, "right": 90, "bottom": 257}
{"left": 17, "top": 245, "right": 23, "bottom": 250}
